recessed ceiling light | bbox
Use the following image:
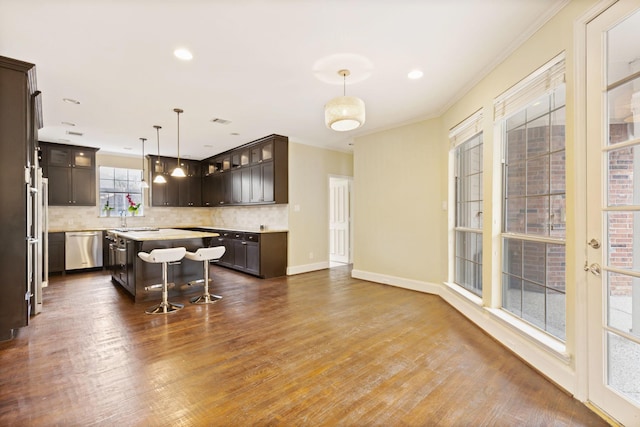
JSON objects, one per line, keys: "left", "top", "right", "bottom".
{"left": 230, "top": 132, "right": 240, "bottom": 136}
{"left": 204, "top": 144, "right": 213, "bottom": 148}
{"left": 408, "top": 70, "right": 424, "bottom": 80}
{"left": 174, "top": 48, "right": 193, "bottom": 61}
{"left": 211, "top": 117, "right": 231, "bottom": 125}
{"left": 66, "top": 130, "right": 83, "bottom": 136}
{"left": 124, "top": 147, "right": 132, "bottom": 150}
{"left": 62, "top": 98, "right": 80, "bottom": 104}
{"left": 61, "top": 121, "right": 76, "bottom": 126}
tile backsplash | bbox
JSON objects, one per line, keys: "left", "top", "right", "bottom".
{"left": 48, "top": 205, "right": 288, "bottom": 232}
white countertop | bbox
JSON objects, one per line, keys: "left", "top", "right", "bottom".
{"left": 108, "top": 228, "right": 219, "bottom": 241}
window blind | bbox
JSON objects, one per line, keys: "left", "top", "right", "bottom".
{"left": 493, "top": 52, "right": 566, "bottom": 122}
{"left": 449, "top": 108, "right": 483, "bottom": 148}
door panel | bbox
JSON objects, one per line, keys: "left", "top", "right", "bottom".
{"left": 330, "top": 177, "right": 350, "bottom": 264}
{"left": 586, "top": 1, "right": 640, "bottom": 424}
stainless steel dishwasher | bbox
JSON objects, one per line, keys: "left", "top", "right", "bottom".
{"left": 65, "top": 231, "right": 103, "bottom": 270}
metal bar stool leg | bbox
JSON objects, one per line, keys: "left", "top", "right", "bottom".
{"left": 146, "top": 261, "right": 185, "bottom": 314}
{"left": 190, "top": 259, "right": 222, "bottom": 304}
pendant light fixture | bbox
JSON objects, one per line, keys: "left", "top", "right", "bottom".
{"left": 153, "top": 125, "right": 166, "bottom": 184}
{"left": 139, "top": 137, "right": 149, "bottom": 189}
{"left": 324, "top": 69, "right": 365, "bottom": 131}
{"left": 171, "top": 108, "right": 186, "bottom": 177}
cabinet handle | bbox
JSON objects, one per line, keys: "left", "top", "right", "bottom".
{"left": 241, "top": 241, "right": 247, "bottom": 245}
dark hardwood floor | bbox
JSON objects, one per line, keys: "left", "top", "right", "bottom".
{"left": 0, "top": 265, "right": 607, "bottom": 426}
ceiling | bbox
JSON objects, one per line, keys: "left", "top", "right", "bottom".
{"left": 1, "top": 0, "right": 567, "bottom": 160}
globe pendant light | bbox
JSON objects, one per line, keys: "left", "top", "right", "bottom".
{"left": 139, "top": 137, "right": 149, "bottom": 189}
{"left": 153, "top": 125, "right": 166, "bottom": 184}
{"left": 171, "top": 108, "right": 186, "bottom": 177}
{"left": 324, "top": 69, "right": 365, "bottom": 131}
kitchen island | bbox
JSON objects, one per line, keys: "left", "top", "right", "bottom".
{"left": 107, "top": 228, "right": 219, "bottom": 302}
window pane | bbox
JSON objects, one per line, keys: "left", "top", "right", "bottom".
{"left": 607, "top": 145, "right": 638, "bottom": 207}
{"left": 522, "top": 281, "right": 546, "bottom": 331}
{"left": 503, "top": 238, "right": 522, "bottom": 276}
{"left": 100, "top": 167, "right": 114, "bottom": 179}
{"left": 523, "top": 241, "right": 545, "bottom": 285}
{"left": 503, "top": 274, "right": 522, "bottom": 316}
{"left": 607, "top": 271, "right": 639, "bottom": 338}
{"left": 526, "top": 155, "right": 549, "bottom": 196}
{"left": 550, "top": 194, "right": 566, "bottom": 238}
{"left": 526, "top": 115, "right": 550, "bottom": 157}
{"left": 550, "top": 151, "right": 565, "bottom": 194}
{"left": 506, "top": 161, "right": 525, "bottom": 197}
{"left": 607, "top": 77, "right": 640, "bottom": 145}
{"left": 506, "top": 110, "right": 526, "bottom": 131}
{"left": 505, "top": 197, "right": 525, "bottom": 233}
{"left": 546, "top": 288, "right": 566, "bottom": 340}
{"left": 607, "top": 211, "right": 640, "bottom": 274}
{"left": 526, "top": 196, "right": 549, "bottom": 236}
{"left": 507, "top": 127, "right": 525, "bottom": 163}
{"left": 526, "top": 93, "right": 550, "bottom": 121}
{"left": 607, "top": 332, "right": 640, "bottom": 405}
{"left": 549, "top": 245, "right": 566, "bottom": 292}
{"left": 550, "top": 107, "right": 566, "bottom": 152}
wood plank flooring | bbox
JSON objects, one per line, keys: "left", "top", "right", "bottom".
{"left": 0, "top": 265, "right": 608, "bottom": 426}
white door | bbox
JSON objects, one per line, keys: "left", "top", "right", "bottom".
{"left": 586, "top": 1, "right": 640, "bottom": 424}
{"left": 330, "top": 177, "right": 350, "bottom": 264}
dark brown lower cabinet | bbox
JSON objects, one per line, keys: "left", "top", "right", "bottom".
{"left": 48, "top": 232, "right": 65, "bottom": 273}
{"left": 210, "top": 230, "right": 286, "bottom": 278}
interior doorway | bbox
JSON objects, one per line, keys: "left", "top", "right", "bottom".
{"left": 329, "top": 176, "right": 352, "bottom": 267}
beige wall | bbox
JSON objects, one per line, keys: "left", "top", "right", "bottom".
{"left": 287, "top": 142, "right": 353, "bottom": 272}
{"left": 353, "top": 119, "right": 445, "bottom": 282}
{"left": 351, "top": 0, "right": 600, "bottom": 397}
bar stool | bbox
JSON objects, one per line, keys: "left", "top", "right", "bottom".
{"left": 138, "top": 247, "right": 187, "bottom": 314}
{"left": 184, "top": 246, "right": 226, "bottom": 304}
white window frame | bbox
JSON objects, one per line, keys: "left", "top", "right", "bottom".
{"left": 449, "top": 110, "right": 484, "bottom": 298}
{"left": 98, "top": 166, "right": 144, "bottom": 218}
{"left": 495, "top": 53, "right": 567, "bottom": 342}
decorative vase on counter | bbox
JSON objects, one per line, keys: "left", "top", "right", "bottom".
{"left": 126, "top": 193, "right": 141, "bottom": 216}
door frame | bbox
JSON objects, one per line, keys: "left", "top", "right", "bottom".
{"left": 579, "top": 0, "right": 640, "bottom": 424}
{"left": 329, "top": 175, "right": 353, "bottom": 265}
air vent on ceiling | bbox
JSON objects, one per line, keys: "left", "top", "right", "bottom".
{"left": 210, "top": 118, "right": 231, "bottom": 125}
{"left": 66, "top": 130, "right": 84, "bottom": 136}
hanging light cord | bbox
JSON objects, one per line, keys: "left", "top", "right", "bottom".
{"left": 174, "top": 108, "right": 183, "bottom": 168}
{"left": 140, "top": 138, "right": 146, "bottom": 171}
{"left": 343, "top": 72, "right": 346, "bottom": 96}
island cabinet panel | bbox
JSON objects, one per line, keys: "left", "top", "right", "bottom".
{"left": 48, "top": 232, "right": 65, "bottom": 273}
{"left": 108, "top": 230, "right": 217, "bottom": 302}
{"left": 209, "top": 229, "right": 287, "bottom": 278}
{"left": 40, "top": 142, "right": 98, "bottom": 206}
{"left": 201, "top": 134, "right": 288, "bottom": 207}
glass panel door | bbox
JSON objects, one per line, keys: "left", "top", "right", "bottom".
{"left": 586, "top": 1, "right": 640, "bottom": 424}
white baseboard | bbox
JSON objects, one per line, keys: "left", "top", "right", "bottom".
{"left": 287, "top": 261, "right": 330, "bottom": 275}
{"left": 350, "top": 269, "right": 441, "bottom": 294}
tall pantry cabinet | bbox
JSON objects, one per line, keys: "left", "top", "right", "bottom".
{"left": 0, "top": 55, "right": 42, "bottom": 341}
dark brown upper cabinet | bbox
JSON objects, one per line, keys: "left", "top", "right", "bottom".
{"left": 40, "top": 142, "right": 98, "bottom": 206}
{"left": 201, "top": 134, "right": 287, "bottom": 207}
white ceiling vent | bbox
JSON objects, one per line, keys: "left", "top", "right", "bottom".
{"left": 210, "top": 118, "right": 231, "bottom": 125}
{"left": 66, "top": 130, "right": 84, "bottom": 136}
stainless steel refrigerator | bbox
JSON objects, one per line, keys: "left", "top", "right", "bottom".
{"left": 0, "top": 55, "right": 45, "bottom": 340}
